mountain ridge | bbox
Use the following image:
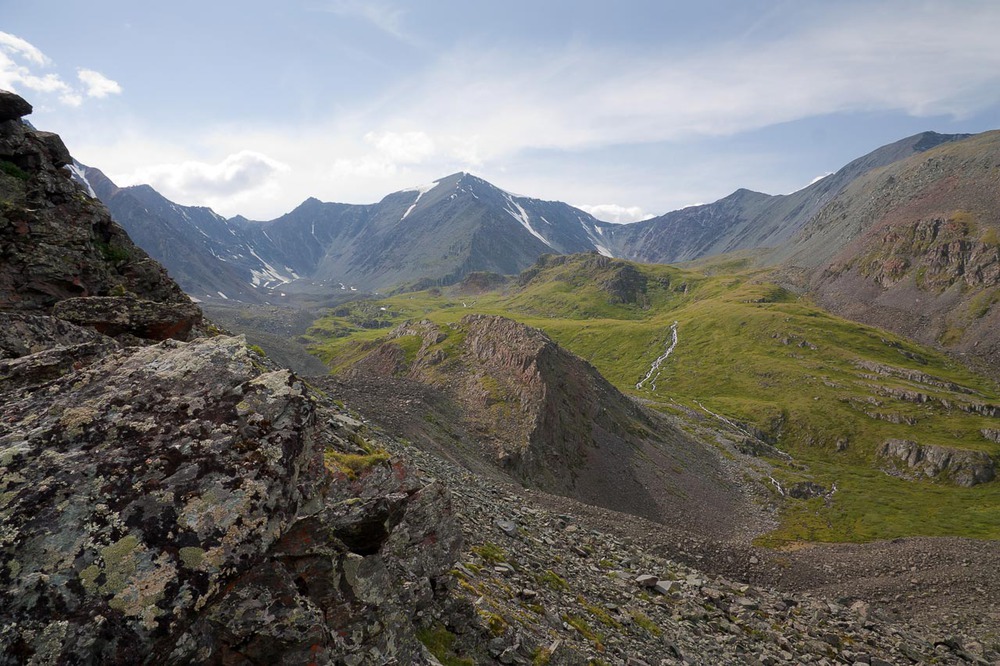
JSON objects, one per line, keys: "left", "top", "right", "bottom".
{"left": 600, "top": 131, "right": 973, "bottom": 264}
{"left": 78, "top": 130, "right": 977, "bottom": 304}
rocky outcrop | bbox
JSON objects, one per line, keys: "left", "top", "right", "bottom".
{"left": 0, "top": 91, "right": 193, "bottom": 324}
{"left": 597, "top": 261, "right": 649, "bottom": 305}
{"left": 52, "top": 295, "right": 202, "bottom": 341}
{"left": 518, "top": 253, "right": 653, "bottom": 307}
{"left": 455, "top": 271, "right": 508, "bottom": 294}
{"left": 0, "top": 90, "right": 32, "bottom": 122}
{"left": 879, "top": 438, "right": 996, "bottom": 486}
{"left": 340, "top": 313, "right": 752, "bottom": 539}
{"left": 0, "top": 335, "right": 461, "bottom": 663}
{"left": 0, "top": 313, "right": 118, "bottom": 390}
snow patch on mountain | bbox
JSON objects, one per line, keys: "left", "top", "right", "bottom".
{"left": 400, "top": 180, "right": 440, "bottom": 221}
{"left": 68, "top": 162, "right": 97, "bottom": 198}
{"left": 504, "top": 194, "right": 553, "bottom": 248}
{"left": 246, "top": 245, "right": 295, "bottom": 287}
{"left": 579, "top": 219, "right": 614, "bottom": 258}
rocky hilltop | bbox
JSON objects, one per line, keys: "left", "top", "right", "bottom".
{"left": 772, "top": 131, "right": 1000, "bottom": 377}
{"left": 328, "top": 312, "right": 756, "bottom": 538}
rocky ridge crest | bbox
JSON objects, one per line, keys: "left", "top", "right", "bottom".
{"left": 341, "top": 313, "right": 772, "bottom": 540}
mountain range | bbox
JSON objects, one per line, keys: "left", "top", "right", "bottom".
{"left": 78, "top": 128, "right": 1000, "bottom": 374}
{"left": 75, "top": 129, "right": 969, "bottom": 304}
{"left": 76, "top": 168, "right": 615, "bottom": 301}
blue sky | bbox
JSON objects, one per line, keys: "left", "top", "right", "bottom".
{"left": 4, "top": 1, "right": 1000, "bottom": 222}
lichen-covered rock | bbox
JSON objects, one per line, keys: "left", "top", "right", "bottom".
{"left": 879, "top": 438, "right": 996, "bottom": 486}
{"left": 0, "top": 334, "right": 461, "bottom": 664}
{"left": 52, "top": 295, "right": 202, "bottom": 341}
{"left": 0, "top": 338, "right": 119, "bottom": 390}
{"left": 0, "top": 312, "right": 113, "bottom": 360}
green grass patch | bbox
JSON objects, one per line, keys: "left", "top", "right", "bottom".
{"left": 95, "top": 240, "right": 131, "bottom": 264}
{"left": 968, "top": 288, "right": 1000, "bottom": 319}
{"left": 0, "top": 160, "right": 29, "bottom": 181}
{"left": 416, "top": 625, "right": 474, "bottom": 666}
{"left": 758, "top": 453, "right": 1000, "bottom": 546}
{"left": 471, "top": 542, "right": 507, "bottom": 564}
{"left": 578, "top": 596, "right": 622, "bottom": 629}
{"left": 394, "top": 333, "right": 424, "bottom": 365}
{"left": 629, "top": 609, "right": 662, "bottom": 636}
{"left": 563, "top": 614, "right": 604, "bottom": 646}
{"left": 323, "top": 449, "right": 389, "bottom": 480}
{"left": 537, "top": 569, "right": 569, "bottom": 591}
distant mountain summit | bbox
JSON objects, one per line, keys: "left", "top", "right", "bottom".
{"left": 78, "top": 169, "right": 615, "bottom": 300}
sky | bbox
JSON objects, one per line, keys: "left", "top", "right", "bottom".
{"left": 3, "top": 1, "right": 1000, "bottom": 223}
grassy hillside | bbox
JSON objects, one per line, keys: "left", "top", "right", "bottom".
{"left": 306, "top": 254, "right": 1000, "bottom": 545}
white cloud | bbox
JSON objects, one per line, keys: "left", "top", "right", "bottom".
{"left": 344, "top": 3, "right": 1000, "bottom": 165}
{"left": 59, "top": 91, "right": 83, "bottom": 107}
{"left": 576, "top": 204, "right": 654, "bottom": 224}
{"left": 330, "top": 155, "right": 402, "bottom": 179}
{"left": 77, "top": 69, "right": 122, "bottom": 98}
{"left": 0, "top": 32, "right": 49, "bottom": 66}
{"left": 0, "top": 32, "right": 121, "bottom": 107}
{"left": 364, "top": 130, "right": 435, "bottom": 163}
{"left": 114, "top": 151, "right": 289, "bottom": 210}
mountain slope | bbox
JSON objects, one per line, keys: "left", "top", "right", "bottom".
{"left": 602, "top": 131, "right": 971, "bottom": 263}
{"left": 772, "top": 131, "right": 1000, "bottom": 376}
{"left": 82, "top": 169, "right": 613, "bottom": 298}
{"left": 273, "top": 172, "right": 606, "bottom": 291}
{"left": 75, "top": 164, "right": 289, "bottom": 302}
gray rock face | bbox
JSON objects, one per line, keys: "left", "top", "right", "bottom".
{"left": 52, "top": 295, "right": 202, "bottom": 341}
{"left": 0, "top": 313, "right": 118, "bottom": 390}
{"left": 0, "top": 90, "right": 31, "bottom": 122}
{"left": 0, "top": 90, "right": 193, "bottom": 316}
{"left": 0, "top": 335, "right": 461, "bottom": 664}
{"left": 879, "top": 438, "right": 996, "bottom": 486}
{"left": 0, "top": 312, "right": 113, "bottom": 359}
